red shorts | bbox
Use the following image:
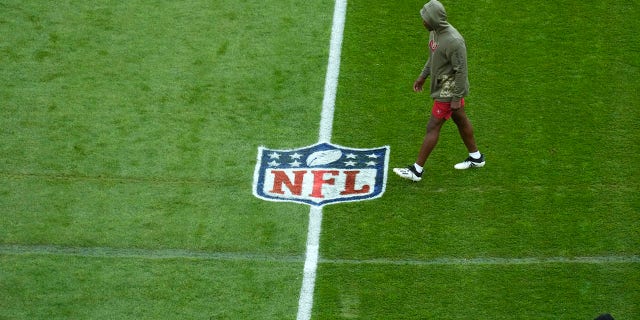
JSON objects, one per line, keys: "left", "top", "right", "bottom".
{"left": 432, "top": 98, "right": 465, "bottom": 120}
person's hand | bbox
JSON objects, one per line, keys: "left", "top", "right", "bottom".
{"left": 413, "top": 77, "right": 426, "bottom": 92}
{"left": 450, "top": 99, "right": 461, "bottom": 111}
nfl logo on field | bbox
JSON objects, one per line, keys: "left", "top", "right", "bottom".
{"left": 253, "top": 142, "right": 390, "bottom": 207}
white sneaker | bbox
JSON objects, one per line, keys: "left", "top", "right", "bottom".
{"left": 393, "top": 165, "right": 422, "bottom": 181}
{"left": 454, "top": 154, "right": 485, "bottom": 170}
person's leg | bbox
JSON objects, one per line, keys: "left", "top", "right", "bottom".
{"left": 416, "top": 115, "right": 446, "bottom": 167}
{"left": 451, "top": 108, "right": 478, "bottom": 153}
{"left": 451, "top": 108, "right": 485, "bottom": 169}
{"left": 394, "top": 101, "right": 449, "bottom": 181}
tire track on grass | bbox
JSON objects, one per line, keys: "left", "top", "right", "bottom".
{"left": 325, "top": 255, "right": 640, "bottom": 266}
{"left": 0, "top": 244, "right": 304, "bottom": 263}
{"left": 2, "top": 171, "right": 635, "bottom": 193}
{"left": 1, "top": 244, "right": 638, "bottom": 265}
{"left": 0, "top": 171, "right": 226, "bottom": 186}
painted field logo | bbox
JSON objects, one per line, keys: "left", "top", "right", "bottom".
{"left": 253, "top": 142, "right": 390, "bottom": 207}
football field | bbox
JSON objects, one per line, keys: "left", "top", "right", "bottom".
{"left": 1, "top": 0, "right": 639, "bottom": 319}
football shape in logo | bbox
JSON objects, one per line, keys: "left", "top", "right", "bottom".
{"left": 306, "top": 149, "right": 343, "bottom": 166}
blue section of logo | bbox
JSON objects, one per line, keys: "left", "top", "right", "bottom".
{"left": 253, "top": 142, "right": 390, "bottom": 207}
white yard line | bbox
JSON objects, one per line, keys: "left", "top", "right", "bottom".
{"left": 296, "top": 0, "right": 347, "bottom": 319}
{"left": 317, "top": 0, "right": 346, "bottom": 144}
{"left": 296, "top": 206, "right": 324, "bottom": 320}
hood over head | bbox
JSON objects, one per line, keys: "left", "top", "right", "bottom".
{"left": 420, "top": 0, "right": 448, "bottom": 31}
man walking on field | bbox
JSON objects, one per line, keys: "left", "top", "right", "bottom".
{"left": 394, "top": 0, "right": 484, "bottom": 182}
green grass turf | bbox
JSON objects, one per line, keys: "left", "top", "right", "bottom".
{"left": 0, "top": 254, "right": 301, "bottom": 319}
{"left": 322, "top": 0, "right": 639, "bottom": 318}
{"left": 1, "top": 0, "right": 331, "bottom": 318}
{"left": 1, "top": 0, "right": 639, "bottom": 319}
{"left": 314, "top": 263, "right": 640, "bottom": 319}
{"left": 0, "top": 0, "right": 335, "bottom": 250}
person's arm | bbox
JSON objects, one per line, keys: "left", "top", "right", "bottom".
{"left": 414, "top": 56, "right": 431, "bottom": 92}
{"left": 450, "top": 40, "right": 468, "bottom": 109}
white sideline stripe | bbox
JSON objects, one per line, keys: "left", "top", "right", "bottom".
{"left": 1, "top": 244, "right": 638, "bottom": 265}
{"left": 297, "top": 1, "right": 347, "bottom": 320}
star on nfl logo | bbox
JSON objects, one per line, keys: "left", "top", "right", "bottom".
{"left": 253, "top": 142, "right": 390, "bottom": 207}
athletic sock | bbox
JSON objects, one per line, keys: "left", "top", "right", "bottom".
{"left": 469, "top": 151, "right": 481, "bottom": 160}
{"left": 413, "top": 163, "right": 423, "bottom": 174}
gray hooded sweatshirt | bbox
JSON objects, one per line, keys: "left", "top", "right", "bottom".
{"left": 419, "top": 0, "right": 469, "bottom": 102}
